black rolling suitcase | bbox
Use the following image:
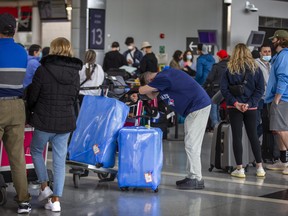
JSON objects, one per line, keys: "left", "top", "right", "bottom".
{"left": 209, "top": 121, "right": 253, "bottom": 173}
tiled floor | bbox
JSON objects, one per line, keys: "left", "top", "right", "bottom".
{"left": 1, "top": 125, "right": 288, "bottom": 216}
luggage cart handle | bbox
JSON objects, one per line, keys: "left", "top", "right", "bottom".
{"left": 134, "top": 115, "right": 151, "bottom": 128}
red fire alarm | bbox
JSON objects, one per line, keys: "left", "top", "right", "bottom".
{"left": 160, "top": 33, "right": 165, "bottom": 39}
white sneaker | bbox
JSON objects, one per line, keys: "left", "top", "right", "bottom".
{"left": 256, "top": 167, "right": 266, "bottom": 177}
{"left": 266, "top": 161, "right": 288, "bottom": 171}
{"left": 282, "top": 167, "right": 288, "bottom": 175}
{"left": 38, "top": 186, "right": 53, "bottom": 202}
{"left": 231, "top": 168, "right": 246, "bottom": 178}
{"left": 45, "top": 198, "right": 61, "bottom": 212}
{"left": 17, "top": 202, "right": 32, "bottom": 214}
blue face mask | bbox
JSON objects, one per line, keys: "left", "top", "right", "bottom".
{"left": 262, "top": 55, "right": 271, "bottom": 62}
{"left": 39, "top": 52, "right": 43, "bottom": 60}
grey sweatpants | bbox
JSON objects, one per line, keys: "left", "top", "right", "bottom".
{"left": 184, "top": 105, "right": 211, "bottom": 180}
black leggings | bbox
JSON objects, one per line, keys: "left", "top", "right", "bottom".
{"left": 228, "top": 109, "right": 262, "bottom": 165}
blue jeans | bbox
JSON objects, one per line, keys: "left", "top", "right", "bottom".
{"left": 209, "top": 103, "right": 220, "bottom": 128}
{"left": 31, "top": 129, "right": 70, "bottom": 197}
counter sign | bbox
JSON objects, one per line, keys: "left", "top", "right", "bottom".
{"left": 89, "top": 9, "right": 105, "bottom": 50}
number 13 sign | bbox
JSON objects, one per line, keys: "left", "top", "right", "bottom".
{"left": 88, "top": 9, "right": 105, "bottom": 50}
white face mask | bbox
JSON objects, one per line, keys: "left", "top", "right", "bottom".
{"left": 262, "top": 55, "right": 271, "bottom": 62}
{"left": 186, "top": 54, "right": 192, "bottom": 60}
{"left": 128, "top": 45, "right": 133, "bottom": 50}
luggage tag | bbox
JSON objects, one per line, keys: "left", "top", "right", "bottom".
{"left": 93, "top": 144, "right": 100, "bottom": 154}
{"left": 144, "top": 171, "right": 153, "bottom": 183}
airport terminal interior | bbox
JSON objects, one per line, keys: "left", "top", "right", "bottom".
{"left": 1, "top": 0, "right": 288, "bottom": 215}
{"left": 1, "top": 127, "right": 288, "bottom": 216}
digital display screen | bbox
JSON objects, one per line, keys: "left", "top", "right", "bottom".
{"left": 38, "top": 0, "right": 67, "bottom": 20}
{"left": 246, "top": 31, "right": 266, "bottom": 47}
{"left": 198, "top": 30, "right": 217, "bottom": 45}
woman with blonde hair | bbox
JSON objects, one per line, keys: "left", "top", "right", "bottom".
{"left": 78, "top": 49, "right": 104, "bottom": 105}
{"left": 27, "top": 37, "right": 82, "bottom": 212}
{"left": 220, "top": 43, "right": 265, "bottom": 178}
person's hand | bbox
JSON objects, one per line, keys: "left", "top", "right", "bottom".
{"left": 241, "top": 103, "right": 249, "bottom": 112}
{"left": 130, "top": 93, "right": 138, "bottom": 102}
{"left": 234, "top": 102, "right": 248, "bottom": 112}
{"left": 127, "top": 59, "right": 133, "bottom": 64}
{"left": 274, "top": 94, "right": 282, "bottom": 105}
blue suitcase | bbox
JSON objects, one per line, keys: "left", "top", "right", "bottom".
{"left": 117, "top": 126, "right": 163, "bottom": 192}
{"left": 68, "top": 96, "right": 129, "bottom": 168}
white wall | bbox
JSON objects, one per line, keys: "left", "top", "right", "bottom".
{"left": 41, "top": 21, "right": 71, "bottom": 47}
{"left": 104, "top": 0, "right": 288, "bottom": 59}
{"left": 105, "top": 0, "right": 223, "bottom": 60}
{"left": 230, "top": 0, "right": 288, "bottom": 52}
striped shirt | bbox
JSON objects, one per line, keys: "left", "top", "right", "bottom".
{"left": 0, "top": 38, "right": 27, "bottom": 97}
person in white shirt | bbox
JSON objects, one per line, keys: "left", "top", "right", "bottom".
{"left": 78, "top": 50, "right": 104, "bottom": 105}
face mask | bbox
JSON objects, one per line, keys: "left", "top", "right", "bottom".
{"left": 128, "top": 45, "right": 133, "bottom": 50}
{"left": 262, "top": 55, "right": 271, "bottom": 62}
{"left": 39, "top": 52, "right": 43, "bottom": 60}
{"left": 186, "top": 54, "right": 192, "bottom": 60}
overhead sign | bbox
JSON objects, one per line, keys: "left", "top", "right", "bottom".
{"left": 186, "top": 37, "right": 198, "bottom": 55}
{"left": 88, "top": 8, "right": 105, "bottom": 50}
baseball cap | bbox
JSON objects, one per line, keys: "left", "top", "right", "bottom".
{"left": 269, "top": 30, "right": 288, "bottom": 40}
{"left": 217, "top": 49, "right": 228, "bottom": 59}
{"left": 0, "top": 13, "right": 16, "bottom": 35}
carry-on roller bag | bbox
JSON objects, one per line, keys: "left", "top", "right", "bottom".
{"left": 68, "top": 96, "right": 129, "bottom": 168}
{"left": 209, "top": 121, "right": 253, "bottom": 173}
{"left": 117, "top": 126, "right": 163, "bottom": 192}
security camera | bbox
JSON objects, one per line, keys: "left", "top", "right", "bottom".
{"left": 245, "top": 1, "right": 258, "bottom": 12}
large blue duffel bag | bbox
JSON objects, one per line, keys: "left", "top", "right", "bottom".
{"left": 68, "top": 96, "right": 129, "bottom": 168}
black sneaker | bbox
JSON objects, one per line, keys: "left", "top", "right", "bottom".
{"left": 176, "top": 178, "right": 191, "bottom": 186}
{"left": 17, "top": 202, "right": 32, "bottom": 214}
{"left": 177, "top": 178, "right": 205, "bottom": 189}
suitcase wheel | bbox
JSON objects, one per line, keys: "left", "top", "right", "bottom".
{"left": 226, "top": 166, "right": 234, "bottom": 174}
{"left": 208, "top": 165, "right": 214, "bottom": 172}
{"left": 154, "top": 188, "right": 159, "bottom": 193}
{"left": 120, "top": 187, "right": 129, "bottom": 192}
{"left": 97, "top": 172, "right": 109, "bottom": 180}
{"left": 73, "top": 174, "right": 80, "bottom": 188}
{"left": 0, "top": 187, "right": 7, "bottom": 206}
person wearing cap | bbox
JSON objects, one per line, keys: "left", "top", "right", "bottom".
{"left": 265, "top": 30, "right": 288, "bottom": 174}
{"left": 103, "top": 41, "right": 127, "bottom": 71}
{"left": 123, "top": 37, "right": 143, "bottom": 70}
{"left": 139, "top": 67, "right": 211, "bottom": 189}
{"left": 0, "top": 13, "right": 32, "bottom": 213}
{"left": 139, "top": 41, "right": 158, "bottom": 73}
{"left": 203, "top": 49, "right": 229, "bottom": 129}
{"left": 23, "top": 44, "right": 42, "bottom": 88}
{"left": 195, "top": 43, "right": 215, "bottom": 85}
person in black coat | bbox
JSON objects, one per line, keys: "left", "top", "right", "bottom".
{"left": 27, "top": 37, "right": 82, "bottom": 212}
{"left": 103, "top": 41, "right": 127, "bottom": 71}
{"left": 203, "top": 49, "right": 229, "bottom": 128}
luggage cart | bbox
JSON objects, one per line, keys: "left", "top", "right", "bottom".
{"left": 0, "top": 126, "right": 52, "bottom": 206}
{"left": 67, "top": 99, "right": 143, "bottom": 189}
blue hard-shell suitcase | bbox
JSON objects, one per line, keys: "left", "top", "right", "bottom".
{"left": 117, "top": 126, "right": 163, "bottom": 192}
{"left": 68, "top": 96, "right": 129, "bottom": 168}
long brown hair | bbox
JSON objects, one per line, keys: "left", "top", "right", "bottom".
{"left": 227, "top": 43, "right": 258, "bottom": 74}
{"left": 84, "top": 50, "right": 96, "bottom": 80}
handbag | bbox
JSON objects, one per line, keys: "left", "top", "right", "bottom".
{"left": 228, "top": 71, "right": 248, "bottom": 97}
